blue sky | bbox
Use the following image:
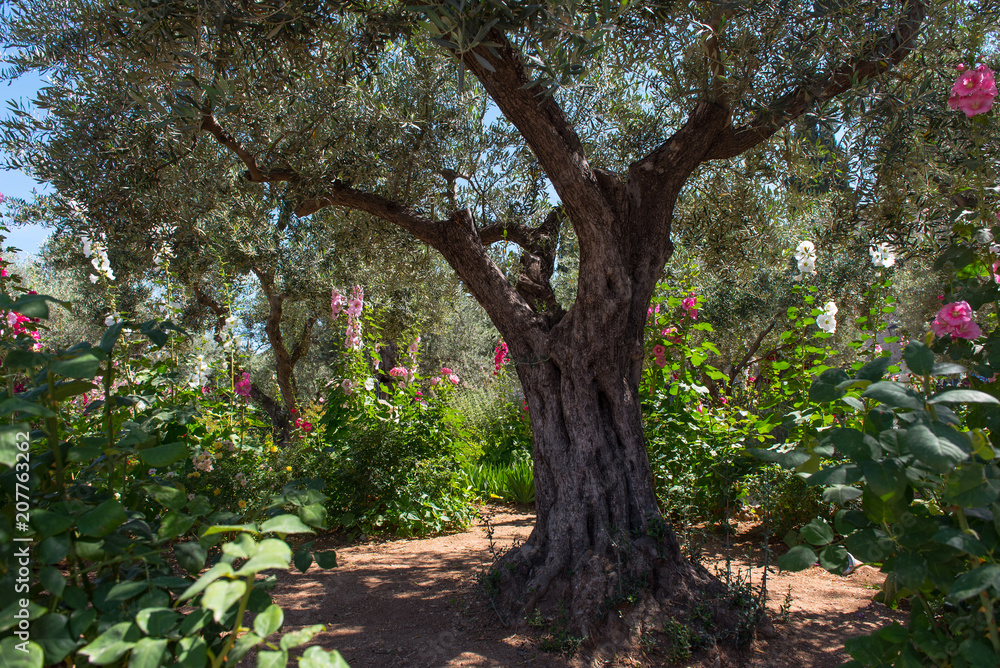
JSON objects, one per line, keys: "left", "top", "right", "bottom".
{"left": 1, "top": 64, "right": 50, "bottom": 257}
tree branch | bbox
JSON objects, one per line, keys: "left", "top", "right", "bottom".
{"left": 704, "top": 0, "right": 926, "bottom": 161}
{"left": 290, "top": 316, "right": 317, "bottom": 366}
{"left": 201, "top": 113, "right": 295, "bottom": 182}
{"left": 729, "top": 315, "right": 779, "bottom": 386}
{"left": 461, "top": 32, "right": 616, "bottom": 236}
{"left": 293, "top": 181, "right": 444, "bottom": 243}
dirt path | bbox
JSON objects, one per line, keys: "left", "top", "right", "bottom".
{"left": 269, "top": 511, "right": 904, "bottom": 667}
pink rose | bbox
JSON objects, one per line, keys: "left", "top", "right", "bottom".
{"left": 429, "top": 376, "right": 441, "bottom": 386}
{"left": 448, "top": 374, "right": 460, "bottom": 384}
{"left": 441, "top": 367, "right": 453, "bottom": 375}
{"left": 389, "top": 366, "right": 407, "bottom": 378}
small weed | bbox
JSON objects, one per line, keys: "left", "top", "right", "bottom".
{"left": 778, "top": 586, "right": 794, "bottom": 623}
{"left": 662, "top": 618, "right": 693, "bottom": 663}
{"left": 536, "top": 603, "right": 585, "bottom": 657}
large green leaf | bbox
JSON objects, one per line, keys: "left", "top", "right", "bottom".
{"left": 823, "top": 485, "right": 862, "bottom": 504}
{"left": 0, "top": 638, "right": 43, "bottom": 668}
{"left": 298, "top": 647, "right": 351, "bottom": 668}
{"left": 33, "top": 614, "right": 78, "bottom": 663}
{"left": 903, "top": 424, "right": 967, "bottom": 473}
{"left": 135, "top": 608, "right": 181, "bottom": 636}
{"left": 260, "top": 515, "right": 314, "bottom": 536}
{"left": 928, "top": 389, "right": 1000, "bottom": 405}
{"left": 175, "top": 637, "right": 207, "bottom": 668}
{"left": 903, "top": 341, "right": 935, "bottom": 376}
{"left": 807, "top": 463, "right": 863, "bottom": 487}
{"left": 0, "top": 398, "right": 56, "bottom": 418}
{"left": 828, "top": 428, "right": 878, "bottom": 462}
{"left": 933, "top": 527, "right": 988, "bottom": 557}
{"left": 0, "top": 423, "right": 30, "bottom": 467}
{"left": 233, "top": 539, "right": 292, "bottom": 576}
{"left": 776, "top": 545, "right": 816, "bottom": 571}
{"left": 139, "top": 442, "right": 187, "bottom": 467}
{"left": 144, "top": 484, "right": 188, "bottom": 511}
{"left": 178, "top": 563, "right": 235, "bottom": 602}
{"left": 77, "top": 500, "right": 127, "bottom": 537}
{"left": 278, "top": 625, "right": 325, "bottom": 650}
{"left": 819, "top": 544, "right": 849, "bottom": 573}
{"left": 855, "top": 356, "right": 892, "bottom": 382}
{"left": 799, "top": 518, "right": 834, "bottom": 546}
{"left": 944, "top": 463, "right": 1000, "bottom": 508}
{"left": 50, "top": 350, "right": 106, "bottom": 379}
{"left": 127, "top": 638, "right": 168, "bottom": 668}
{"left": 948, "top": 564, "right": 1000, "bottom": 601}
{"left": 202, "top": 580, "right": 247, "bottom": 622}
{"left": 78, "top": 622, "right": 141, "bottom": 665}
{"left": 256, "top": 650, "right": 288, "bottom": 668}
{"left": 892, "top": 550, "right": 928, "bottom": 590}
{"left": 253, "top": 605, "right": 284, "bottom": 638}
{"left": 862, "top": 382, "right": 924, "bottom": 410}
{"left": 174, "top": 542, "right": 207, "bottom": 573}
{"left": 845, "top": 528, "right": 893, "bottom": 563}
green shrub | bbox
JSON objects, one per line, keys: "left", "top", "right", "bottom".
{"left": 0, "top": 298, "right": 346, "bottom": 668}
{"left": 774, "top": 342, "right": 1000, "bottom": 666}
{"left": 318, "top": 381, "right": 474, "bottom": 536}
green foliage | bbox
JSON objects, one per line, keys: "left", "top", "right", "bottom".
{"left": 318, "top": 379, "right": 474, "bottom": 537}
{"left": 0, "top": 292, "right": 346, "bottom": 667}
{"left": 773, "top": 340, "right": 1000, "bottom": 666}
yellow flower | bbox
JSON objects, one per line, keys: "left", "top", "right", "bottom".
{"left": 269, "top": 446, "right": 278, "bottom": 453}
{"left": 214, "top": 488, "right": 221, "bottom": 496}
{"left": 238, "top": 500, "right": 247, "bottom": 509}
{"left": 285, "top": 466, "right": 292, "bottom": 472}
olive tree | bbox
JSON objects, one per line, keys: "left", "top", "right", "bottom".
{"left": 2, "top": 0, "right": 952, "bottom": 634}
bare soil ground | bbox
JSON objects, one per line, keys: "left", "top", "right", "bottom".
{"left": 268, "top": 509, "right": 905, "bottom": 667}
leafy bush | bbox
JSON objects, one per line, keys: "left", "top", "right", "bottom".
{"left": 318, "top": 380, "right": 474, "bottom": 537}
{"left": 775, "top": 342, "right": 1000, "bottom": 666}
{"left": 0, "top": 294, "right": 346, "bottom": 668}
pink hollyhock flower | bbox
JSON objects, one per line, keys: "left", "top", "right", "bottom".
{"left": 300, "top": 421, "right": 313, "bottom": 433}
{"left": 653, "top": 355, "right": 667, "bottom": 369}
{"left": 341, "top": 379, "right": 354, "bottom": 395}
{"left": 954, "top": 319, "right": 983, "bottom": 339}
{"left": 235, "top": 372, "right": 252, "bottom": 397}
{"left": 389, "top": 366, "right": 407, "bottom": 378}
{"left": 948, "top": 64, "right": 997, "bottom": 117}
{"left": 720, "top": 397, "right": 728, "bottom": 405}
{"left": 932, "top": 301, "right": 982, "bottom": 340}
{"left": 331, "top": 288, "right": 346, "bottom": 317}
{"left": 938, "top": 300, "right": 973, "bottom": 326}
{"left": 347, "top": 298, "right": 363, "bottom": 317}
{"left": 652, "top": 344, "right": 666, "bottom": 357}
{"left": 493, "top": 341, "right": 509, "bottom": 374}
{"left": 447, "top": 374, "right": 460, "bottom": 384}
{"left": 681, "top": 296, "right": 699, "bottom": 320}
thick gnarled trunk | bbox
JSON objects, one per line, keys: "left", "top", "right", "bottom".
{"left": 483, "top": 257, "right": 729, "bottom": 637}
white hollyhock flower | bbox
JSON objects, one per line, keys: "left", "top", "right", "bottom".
{"left": 794, "top": 240, "right": 816, "bottom": 261}
{"left": 817, "top": 312, "right": 837, "bottom": 333}
{"left": 869, "top": 243, "right": 896, "bottom": 268}
{"left": 797, "top": 256, "right": 816, "bottom": 275}
{"left": 824, "top": 301, "right": 838, "bottom": 316}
